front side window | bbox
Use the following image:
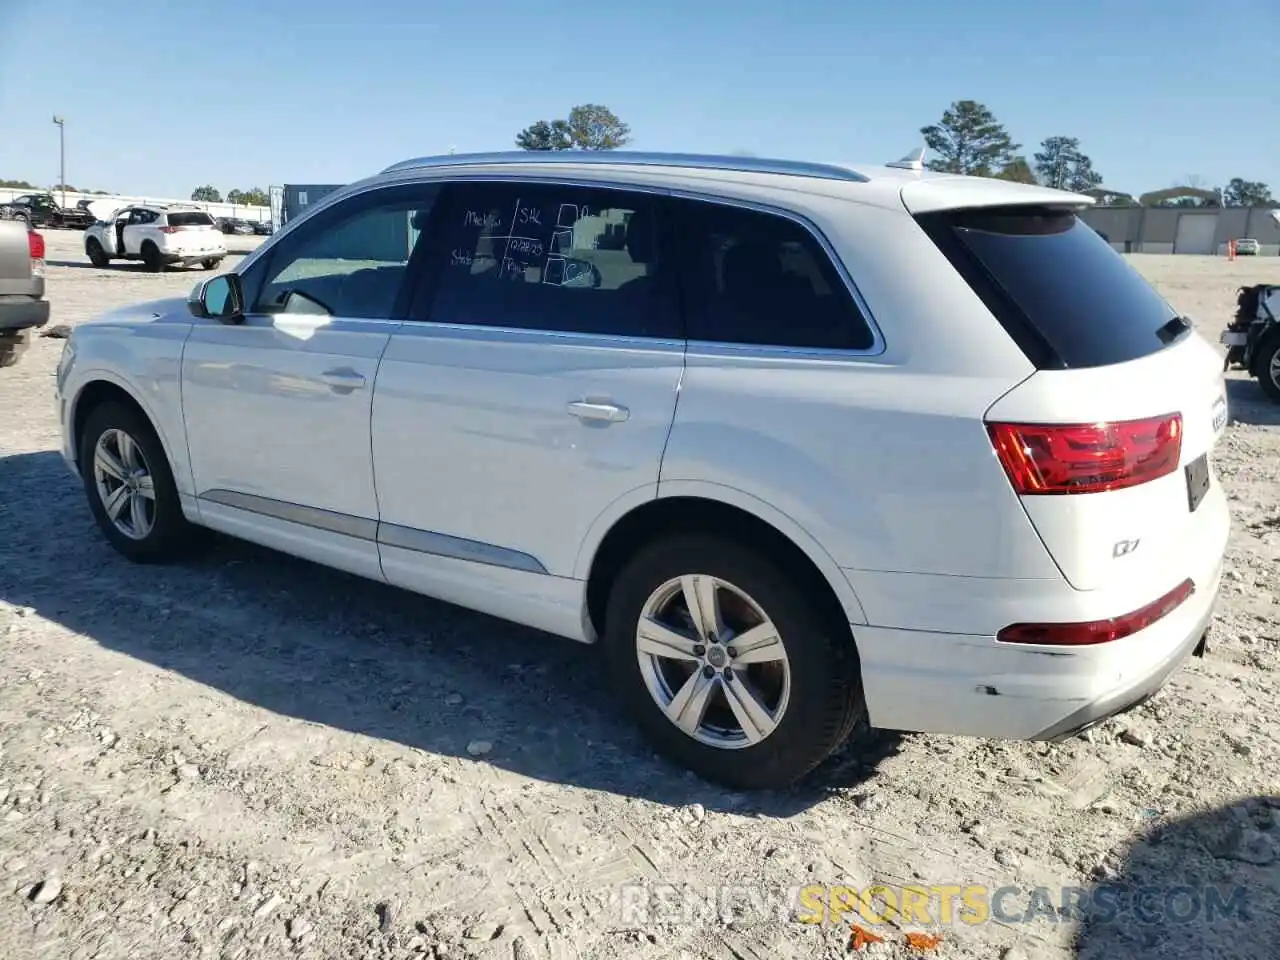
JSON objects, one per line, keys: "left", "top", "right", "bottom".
{"left": 674, "top": 199, "right": 876, "bottom": 351}
{"left": 249, "top": 185, "right": 438, "bottom": 319}
{"left": 419, "top": 182, "right": 679, "bottom": 338}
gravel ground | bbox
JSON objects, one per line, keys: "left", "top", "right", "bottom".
{"left": 1, "top": 231, "right": 1278, "bottom": 960}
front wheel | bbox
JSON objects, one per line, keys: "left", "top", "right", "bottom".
{"left": 78, "top": 401, "right": 205, "bottom": 562}
{"left": 602, "top": 534, "right": 864, "bottom": 789}
{"left": 201, "top": 257, "right": 222, "bottom": 271}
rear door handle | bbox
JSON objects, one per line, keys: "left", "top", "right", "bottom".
{"left": 320, "top": 368, "right": 366, "bottom": 391}
{"left": 566, "top": 400, "right": 629, "bottom": 423}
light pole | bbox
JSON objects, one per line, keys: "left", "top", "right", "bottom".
{"left": 52, "top": 116, "right": 66, "bottom": 208}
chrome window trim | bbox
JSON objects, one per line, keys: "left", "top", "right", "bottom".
{"left": 383, "top": 174, "right": 885, "bottom": 359}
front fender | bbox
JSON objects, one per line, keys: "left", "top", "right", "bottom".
{"left": 65, "top": 321, "right": 193, "bottom": 494}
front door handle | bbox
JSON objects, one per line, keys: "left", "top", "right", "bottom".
{"left": 566, "top": 400, "right": 629, "bottom": 423}
{"left": 320, "top": 368, "right": 366, "bottom": 392}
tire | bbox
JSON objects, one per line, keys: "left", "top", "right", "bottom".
{"left": 141, "top": 242, "right": 164, "bottom": 272}
{"left": 78, "top": 401, "right": 204, "bottom": 562}
{"left": 1257, "top": 334, "right": 1280, "bottom": 403}
{"left": 602, "top": 534, "right": 864, "bottom": 790}
{"left": 0, "top": 330, "right": 29, "bottom": 368}
{"left": 86, "top": 237, "right": 109, "bottom": 268}
{"left": 201, "top": 257, "right": 222, "bottom": 271}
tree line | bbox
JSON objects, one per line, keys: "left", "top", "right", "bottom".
{"left": 190, "top": 186, "right": 270, "bottom": 207}
{"left": 510, "top": 101, "right": 1274, "bottom": 208}
{"left": 1, "top": 178, "right": 110, "bottom": 195}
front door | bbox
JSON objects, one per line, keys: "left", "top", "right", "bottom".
{"left": 181, "top": 182, "right": 440, "bottom": 581}
{"left": 370, "top": 180, "right": 685, "bottom": 635}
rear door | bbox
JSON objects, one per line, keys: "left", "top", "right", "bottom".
{"left": 121, "top": 208, "right": 158, "bottom": 254}
{"left": 370, "top": 179, "right": 685, "bottom": 592}
{"left": 915, "top": 204, "right": 1228, "bottom": 595}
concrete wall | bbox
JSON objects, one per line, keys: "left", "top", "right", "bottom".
{"left": 0, "top": 188, "right": 269, "bottom": 222}
{"left": 1081, "top": 206, "right": 1280, "bottom": 255}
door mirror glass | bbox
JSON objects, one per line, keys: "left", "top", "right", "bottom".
{"left": 188, "top": 274, "right": 244, "bottom": 322}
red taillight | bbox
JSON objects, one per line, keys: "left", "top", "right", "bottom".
{"left": 27, "top": 230, "right": 45, "bottom": 278}
{"left": 987, "top": 414, "right": 1182, "bottom": 496}
{"left": 998, "top": 579, "right": 1195, "bottom": 646}
{"left": 160, "top": 225, "right": 180, "bottom": 234}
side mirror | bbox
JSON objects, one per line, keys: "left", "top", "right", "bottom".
{"left": 188, "top": 274, "right": 245, "bottom": 323}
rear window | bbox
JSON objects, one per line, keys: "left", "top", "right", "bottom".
{"left": 916, "top": 206, "right": 1181, "bottom": 369}
{"left": 167, "top": 212, "right": 214, "bottom": 227}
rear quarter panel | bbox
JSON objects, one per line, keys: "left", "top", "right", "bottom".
{"left": 660, "top": 192, "right": 1061, "bottom": 590}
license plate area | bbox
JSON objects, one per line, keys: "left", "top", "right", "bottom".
{"left": 1185, "top": 453, "right": 1210, "bottom": 512}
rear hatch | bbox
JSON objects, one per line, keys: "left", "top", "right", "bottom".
{"left": 914, "top": 203, "right": 1228, "bottom": 595}
{"left": 164, "top": 211, "right": 222, "bottom": 249}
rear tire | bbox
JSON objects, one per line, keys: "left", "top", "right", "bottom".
{"left": 86, "top": 237, "right": 109, "bottom": 268}
{"left": 201, "top": 257, "right": 222, "bottom": 271}
{"left": 0, "top": 330, "right": 29, "bottom": 368}
{"left": 141, "top": 242, "right": 164, "bottom": 272}
{"left": 1257, "top": 335, "right": 1280, "bottom": 403}
{"left": 78, "top": 401, "right": 206, "bottom": 563}
{"left": 602, "top": 533, "right": 864, "bottom": 790}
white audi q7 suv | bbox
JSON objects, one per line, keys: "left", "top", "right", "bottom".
{"left": 54, "top": 150, "right": 1230, "bottom": 789}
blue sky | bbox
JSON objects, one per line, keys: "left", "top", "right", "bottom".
{"left": 2, "top": 0, "right": 1276, "bottom": 200}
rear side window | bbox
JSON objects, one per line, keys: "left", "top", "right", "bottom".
{"left": 418, "top": 182, "right": 679, "bottom": 338}
{"left": 167, "top": 212, "right": 214, "bottom": 227}
{"left": 674, "top": 199, "right": 875, "bottom": 351}
{"left": 916, "top": 206, "right": 1181, "bottom": 369}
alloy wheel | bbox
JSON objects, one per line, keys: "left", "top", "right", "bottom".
{"left": 635, "top": 574, "right": 791, "bottom": 749}
{"left": 92, "top": 428, "right": 156, "bottom": 540}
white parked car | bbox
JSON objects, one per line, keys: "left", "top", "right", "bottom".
{"left": 1234, "top": 238, "right": 1260, "bottom": 256}
{"left": 54, "top": 151, "right": 1230, "bottom": 789}
{"left": 84, "top": 203, "right": 226, "bottom": 272}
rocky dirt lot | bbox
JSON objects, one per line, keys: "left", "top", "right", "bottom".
{"left": 1, "top": 232, "right": 1277, "bottom": 960}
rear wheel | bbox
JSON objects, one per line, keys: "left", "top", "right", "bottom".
{"left": 86, "top": 237, "right": 109, "bottom": 268}
{"left": 201, "top": 257, "right": 222, "bottom": 271}
{"left": 602, "top": 534, "right": 864, "bottom": 790}
{"left": 78, "top": 401, "right": 205, "bottom": 562}
{"left": 1259, "top": 335, "right": 1280, "bottom": 403}
{"left": 141, "top": 242, "right": 164, "bottom": 272}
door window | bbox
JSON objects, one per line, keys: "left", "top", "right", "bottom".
{"left": 418, "top": 182, "right": 679, "bottom": 339}
{"left": 674, "top": 199, "right": 875, "bottom": 351}
{"left": 249, "top": 184, "right": 439, "bottom": 319}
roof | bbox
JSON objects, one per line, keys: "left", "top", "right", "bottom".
{"left": 375, "top": 150, "right": 1094, "bottom": 214}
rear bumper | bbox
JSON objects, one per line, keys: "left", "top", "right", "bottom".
{"left": 849, "top": 487, "right": 1228, "bottom": 740}
{"left": 0, "top": 297, "right": 50, "bottom": 330}
{"left": 1030, "top": 591, "right": 1215, "bottom": 741}
{"left": 161, "top": 251, "right": 226, "bottom": 264}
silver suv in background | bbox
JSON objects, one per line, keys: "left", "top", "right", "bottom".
{"left": 0, "top": 221, "right": 49, "bottom": 368}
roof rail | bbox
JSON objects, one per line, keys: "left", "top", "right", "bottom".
{"left": 380, "top": 150, "right": 869, "bottom": 183}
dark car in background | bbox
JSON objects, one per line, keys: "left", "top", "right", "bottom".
{"left": 216, "top": 217, "right": 255, "bottom": 236}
